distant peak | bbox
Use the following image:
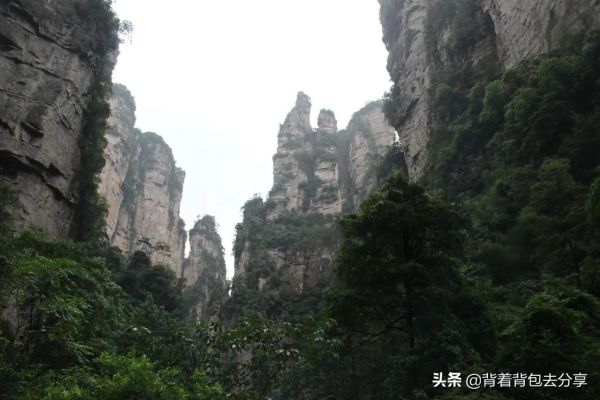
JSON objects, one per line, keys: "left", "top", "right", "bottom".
{"left": 296, "top": 91, "right": 311, "bottom": 108}
{"left": 318, "top": 108, "right": 337, "bottom": 134}
{"left": 192, "top": 215, "right": 217, "bottom": 232}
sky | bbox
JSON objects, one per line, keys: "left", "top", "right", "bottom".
{"left": 111, "top": 0, "right": 392, "bottom": 278}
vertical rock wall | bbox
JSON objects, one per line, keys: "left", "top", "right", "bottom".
{"left": 98, "top": 85, "right": 187, "bottom": 274}
{"left": 0, "top": 0, "right": 118, "bottom": 236}
{"left": 268, "top": 92, "right": 314, "bottom": 219}
{"left": 182, "top": 215, "right": 227, "bottom": 322}
{"left": 380, "top": 0, "right": 432, "bottom": 179}
{"left": 231, "top": 93, "right": 396, "bottom": 301}
{"left": 98, "top": 84, "right": 137, "bottom": 240}
{"left": 379, "top": 0, "right": 600, "bottom": 180}
{"left": 482, "top": 0, "right": 600, "bottom": 69}
{"left": 346, "top": 102, "right": 398, "bottom": 208}
{"left": 110, "top": 132, "right": 187, "bottom": 273}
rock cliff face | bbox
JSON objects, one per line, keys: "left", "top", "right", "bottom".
{"left": 379, "top": 0, "right": 432, "bottom": 179}
{"left": 0, "top": 0, "right": 118, "bottom": 236}
{"left": 231, "top": 93, "right": 395, "bottom": 307}
{"left": 110, "top": 132, "right": 187, "bottom": 273}
{"left": 379, "top": 0, "right": 600, "bottom": 179}
{"left": 98, "top": 85, "right": 186, "bottom": 274}
{"left": 100, "top": 87, "right": 226, "bottom": 319}
{"left": 268, "top": 92, "right": 336, "bottom": 220}
{"left": 98, "top": 84, "right": 137, "bottom": 240}
{"left": 345, "top": 102, "right": 399, "bottom": 208}
{"left": 182, "top": 215, "right": 227, "bottom": 322}
{"left": 267, "top": 93, "right": 396, "bottom": 221}
{"left": 481, "top": 0, "right": 600, "bottom": 69}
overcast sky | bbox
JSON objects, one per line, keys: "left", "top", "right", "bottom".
{"left": 111, "top": 0, "right": 392, "bottom": 278}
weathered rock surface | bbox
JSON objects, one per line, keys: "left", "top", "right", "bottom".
{"left": 268, "top": 92, "right": 314, "bottom": 219}
{"left": 110, "top": 132, "right": 187, "bottom": 273}
{"left": 482, "top": 0, "right": 600, "bottom": 69}
{"left": 346, "top": 102, "right": 397, "bottom": 208}
{"left": 232, "top": 93, "right": 395, "bottom": 299}
{"left": 182, "top": 215, "right": 227, "bottom": 322}
{"left": 98, "top": 84, "right": 137, "bottom": 240}
{"left": 379, "top": 0, "right": 600, "bottom": 179}
{"left": 0, "top": 0, "right": 117, "bottom": 236}
{"left": 380, "top": 0, "right": 431, "bottom": 179}
{"left": 98, "top": 85, "right": 187, "bottom": 274}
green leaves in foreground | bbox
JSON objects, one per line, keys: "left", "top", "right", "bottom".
{"left": 40, "top": 353, "right": 225, "bottom": 400}
{"left": 325, "top": 173, "right": 492, "bottom": 399}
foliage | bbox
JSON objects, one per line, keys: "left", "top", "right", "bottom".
{"left": 37, "top": 353, "right": 226, "bottom": 400}
{"left": 0, "top": 180, "right": 18, "bottom": 233}
{"left": 74, "top": 86, "right": 110, "bottom": 242}
{"left": 113, "top": 251, "right": 184, "bottom": 312}
{"left": 70, "top": 1, "right": 132, "bottom": 242}
{"left": 378, "top": 4, "right": 600, "bottom": 397}
{"left": 299, "top": 176, "right": 323, "bottom": 207}
{"left": 190, "top": 215, "right": 224, "bottom": 253}
{"left": 72, "top": 0, "right": 122, "bottom": 243}
{"left": 72, "top": 0, "right": 120, "bottom": 61}
{"left": 4, "top": 4, "right": 600, "bottom": 400}
{"left": 376, "top": 141, "right": 407, "bottom": 182}
{"left": 0, "top": 224, "right": 261, "bottom": 399}
{"left": 228, "top": 195, "right": 337, "bottom": 319}
{"left": 323, "top": 173, "right": 490, "bottom": 399}
{"left": 316, "top": 132, "right": 338, "bottom": 148}
{"left": 0, "top": 230, "right": 125, "bottom": 396}
{"left": 427, "top": 31, "right": 600, "bottom": 200}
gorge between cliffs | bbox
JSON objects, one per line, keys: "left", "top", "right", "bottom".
{"left": 1, "top": 1, "right": 600, "bottom": 399}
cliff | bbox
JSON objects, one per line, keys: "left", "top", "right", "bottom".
{"left": 379, "top": 0, "right": 600, "bottom": 179}
{"left": 98, "top": 84, "right": 137, "bottom": 240}
{"left": 182, "top": 215, "right": 227, "bottom": 322}
{"left": 98, "top": 85, "right": 187, "bottom": 274}
{"left": 229, "top": 93, "right": 396, "bottom": 316}
{"left": 268, "top": 93, "right": 397, "bottom": 220}
{"left": 268, "top": 92, "right": 343, "bottom": 220}
{"left": 0, "top": 0, "right": 119, "bottom": 236}
{"left": 345, "top": 102, "right": 401, "bottom": 208}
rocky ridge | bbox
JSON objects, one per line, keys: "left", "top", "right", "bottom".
{"left": 231, "top": 93, "right": 396, "bottom": 304}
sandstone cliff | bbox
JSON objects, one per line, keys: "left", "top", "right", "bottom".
{"left": 230, "top": 93, "right": 395, "bottom": 310}
{"left": 0, "top": 0, "right": 119, "bottom": 236}
{"left": 345, "top": 101, "right": 400, "bottom": 209}
{"left": 268, "top": 93, "right": 343, "bottom": 220}
{"left": 98, "top": 84, "right": 137, "bottom": 240}
{"left": 379, "top": 0, "right": 600, "bottom": 179}
{"left": 98, "top": 85, "right": 186, "bottom": 274}
{"left": 182, "top": 215, "right": 227, "bottom": 322}
{"left": 481, "top": 0, "right": 600, "bottom": 69}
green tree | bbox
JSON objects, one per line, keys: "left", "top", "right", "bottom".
{"left": 327, "top": 173, "right": 491, "bottom": 399}
{"left": 39, "top": 353, "right": 226, "bottom": 400}
{"left": 114, "top": 251, "right": 184, "bottom": 312}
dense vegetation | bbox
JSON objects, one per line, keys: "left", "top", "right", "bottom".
{"left": 0, "top": 181, "right": 340, "bottom": 399}
{"left": 228, "top": 196, "right": 336, "bottom": 320}
{"left": 2, "top": 0, "right": 600, "bottom": 399}
{"left": 73, "top": 0, "right": 132, "bottom": 242}
{"left": 377, "top": 1, "right": 600, "bottom": 396}
{"left": 0, "top": 188, "right": 250, "bottom": 398}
